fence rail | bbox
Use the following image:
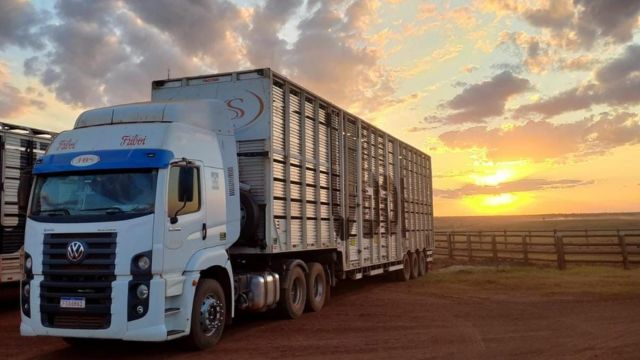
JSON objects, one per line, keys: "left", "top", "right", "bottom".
{"left": 434, "top": 229, "right": 640, "bottom": 269}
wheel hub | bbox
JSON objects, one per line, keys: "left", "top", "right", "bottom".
{"left": 199, "top": 295, "right": 224, "bottom": 336}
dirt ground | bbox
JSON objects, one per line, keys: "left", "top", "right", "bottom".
{"left": 1, "top": 265, "right": 639, "bottom": 360}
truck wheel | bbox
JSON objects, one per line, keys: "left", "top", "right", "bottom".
{"left": 417, "top": 251, "right": 427, "bottom": 277}
{"left": 278, "top": 265, "right": 307, "bottom": 319}
{"left": 395, "top": 254, "right": 411, "bottom": 281}
{"left": 239, "top": 190, "right": 260, "bottom": 245}
{"left": 410, "top": 252, "right": 419, "bottom": 279}
{"left": 305, "top": 262, "right": 327, "bottom": 312}
{"left": 185, "top": 279, "right": 226, "bottom": 350}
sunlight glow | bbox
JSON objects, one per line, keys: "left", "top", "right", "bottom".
{"left": 470, "top": 168, "right": 515, "bottom": 186}
{"left": 462, "top": 192, "right": 533, "bottom": 215}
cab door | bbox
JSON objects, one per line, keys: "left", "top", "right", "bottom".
{"left": 163, "top": 161, "right": 207, "bottom": 275}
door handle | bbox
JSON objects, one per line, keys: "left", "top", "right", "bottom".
{"left": 202, "top": 223, "right": 207, "bottom": 240}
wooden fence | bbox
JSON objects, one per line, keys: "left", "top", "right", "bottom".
{"left": 434, "top": 229, "right": 640, "bottom": 269}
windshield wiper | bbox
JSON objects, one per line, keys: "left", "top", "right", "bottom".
{"left": 81, "top": 207, "right": 124, "bottom": 215}
{"left": 38, "top": 208, "right": 71, "bottom": 216}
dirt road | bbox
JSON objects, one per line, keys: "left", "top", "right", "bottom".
{"left": 2, "top": 266, "right": 639, "bottom": 360}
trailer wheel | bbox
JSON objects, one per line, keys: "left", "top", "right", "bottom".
{"left": 278, "top": 265, "right": 307, "bottom": 319}
{"left": 305, "top": 262, "right": 327, "bottom": 312}
{"left": 395, "top": 254, "right": 411, "bottom": 281}
{"left": 417, "top": 251, "right": 427, "bottom": 277}
{"left": 239, "top": 190, "right": 260, "bottom": 245}
{"left": 185, "top": 279, "right": 226, "bottom": 350}
{"left": 410, "top": 252, "right": 419, "bottom": 279}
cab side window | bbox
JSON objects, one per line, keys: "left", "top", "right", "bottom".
{"left": 168, "top": 165, "right": 201, "bottom": 216}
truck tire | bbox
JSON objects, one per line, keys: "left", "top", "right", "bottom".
{"left": 239, "top": 190, "right": 260, "bottom": 245}
{"left": 278, "top": 265, "right": 307, "bottom": 319}
{"left": 395, "top": 254, "right": 411, "bottom": 281}
{"left": 185, "top": 279, "right": 226, "bottom": 350}
{"left": 305, "top": 262, "right": 327, "bottom": 312}
{"left": 418, "top": 251, "right": 427, "bottom": 277}
{"left": 410, "top": 252, "right": 419, "bottom": 279}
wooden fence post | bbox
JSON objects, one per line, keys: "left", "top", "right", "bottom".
{"left": 466, "top": 233, "right": 472, "bottom": 261}
{"left": 491, "top": 234, "right": 498, "bottom": 263}
{"left": 554, "top": 230, "right": 566, "bottom": 270}
{"left": 522, "top": 233, "right": 529, "bottom": 264}
{"left": 618, "top": 230, "right": 629, "bottom": 270}
{"left": 447, "top": 232, "right": 453, "bottom": 259}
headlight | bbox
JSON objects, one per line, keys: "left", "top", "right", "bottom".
{"left": 137, "top": 256, "right": 151, "bottom": 271}
{"left": 136, "top": 284, "right": 149, "bottom": 300}
{"left": 25, "top": 257, "right": 32, "bottom": 271}
{"left": 23, "top": 283, "right": 30, "bottom": 298}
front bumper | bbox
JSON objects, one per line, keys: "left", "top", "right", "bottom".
{"left": 21, "top": 276, "right": 169, "bottom": 341}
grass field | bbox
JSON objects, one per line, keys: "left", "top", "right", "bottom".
{"left": 425, "top": 265, "right": 640, "bottom": 297}
{"left": 435, "top": 212, "right": 640, "bottom": 231}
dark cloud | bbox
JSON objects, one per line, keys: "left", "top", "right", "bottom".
{"left": 245, "top": 0, "right": 303, "bottom": 69}
{"left": 594, "top": 45, "right": 640, "bottom": 84}
{"left": 16, "top": 0, "right": 395, "bottom": 115}
{"left": 281, "top": 0, "right": 395, "bottom": 114}
{"left": 574, "top": 0, "right": 640, "bottom": 47}
{"left": 513, "top": 0, "right": 640, "bottom": 49}
{"left": 0, "top": 0, "right": 47, "bottom": 50}
{"left": 517, "top": 45, "right": 640, "bottom": 118}
{"left": 125, "top": 0, "right": 247, "bottom": 69}
{"left": 435, "top": 178, "right": 594, "bottom": 199}
{"left": 427, "top": 71, "right": 532, "bottom": 125}
{"left": 439, "top": 112, "right": 640, "bottom": 161}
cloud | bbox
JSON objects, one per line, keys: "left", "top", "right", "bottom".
{"left": 435, "top": 178, "right": 594, "bottom": 199}
{"left": 594, "top": 45, "right": 640, "bottom": 83}
{"left": 427, "top": 71, "right": 532, "bottom": 125}
{"left": 281, "top": 0, "right": 397, "bottom": 115}
{"left": 482, "top": 0, "right": 640, "bottom": 49}
{"left": 244, "top": 0, "right": 303, "bottom": 70}
{"left": 517, "top": 44, "right": 640, "bottom": 118}
{"left": 557, "top": 55, "right": 598, "bottom": 71}
{"left": 0, "top": 0, "right": 47, "bottom": 50}
{"left": 498, "top": 31, "right": 555, "bottom": 74}
{"left": 0, "top": 63, "right": 46, "bottom": 118}
{"left": 523, "top": 0, "right": 574, "bottom": 30}
{"left": 573, "top": 0, "right": 640, "bottom": 47}
{"left": 439, "top": 112, "right": 640, "bottom": 161}
{"left": 16, "top": 0, "right": 396, "bottom": 117}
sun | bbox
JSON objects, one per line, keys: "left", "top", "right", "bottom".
{"left": 462, "top": 192, "right": 532, "bottom": 215}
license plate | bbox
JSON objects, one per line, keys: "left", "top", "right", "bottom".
{"left": 60, "top": 297, "right": 86, "bottom": 309}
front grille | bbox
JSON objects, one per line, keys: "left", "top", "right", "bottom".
{"left": 40, "top": 233, "right": 116, "bottom": 330}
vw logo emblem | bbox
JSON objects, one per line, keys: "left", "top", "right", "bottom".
{"left": 66, "top": 241, "right": 86, "bottom": 263}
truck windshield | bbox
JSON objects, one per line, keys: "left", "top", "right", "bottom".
{"left": 29, "top": 170, "right": 158, "bottom": 221}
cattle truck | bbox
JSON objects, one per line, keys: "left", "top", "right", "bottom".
{"left": 0, "top": 123, "right": 54, "bottom": 285}
{"left": 20, "top": 68, "right": 434, "bottom": 349}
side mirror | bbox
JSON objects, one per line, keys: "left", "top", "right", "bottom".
{"left": 178, "top": 166, "right": 195, "bottom": 202}
{"left": 171, "top": 166, "right": 196, "bottom": 224}
{"left": 18, "top": 167, "right": 33, "bottom": 215}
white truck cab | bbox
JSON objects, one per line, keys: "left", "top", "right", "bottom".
{"left": 21, "top": 100, "right": 244, "bottom": 348}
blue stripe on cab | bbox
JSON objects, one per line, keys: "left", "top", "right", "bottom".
{"left": 33, "top": 149, "right": 174, "bottom": 174}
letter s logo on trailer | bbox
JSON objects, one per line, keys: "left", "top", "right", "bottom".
{"left": 71, "top": 154, "right": 100, "bottom": 167}
{"left": 225, "top": 90, "right": 265, "bottom": 129}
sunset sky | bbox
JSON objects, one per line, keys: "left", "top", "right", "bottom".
{"left": 1, "top": 0, "right": 639, "bottom": 216}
